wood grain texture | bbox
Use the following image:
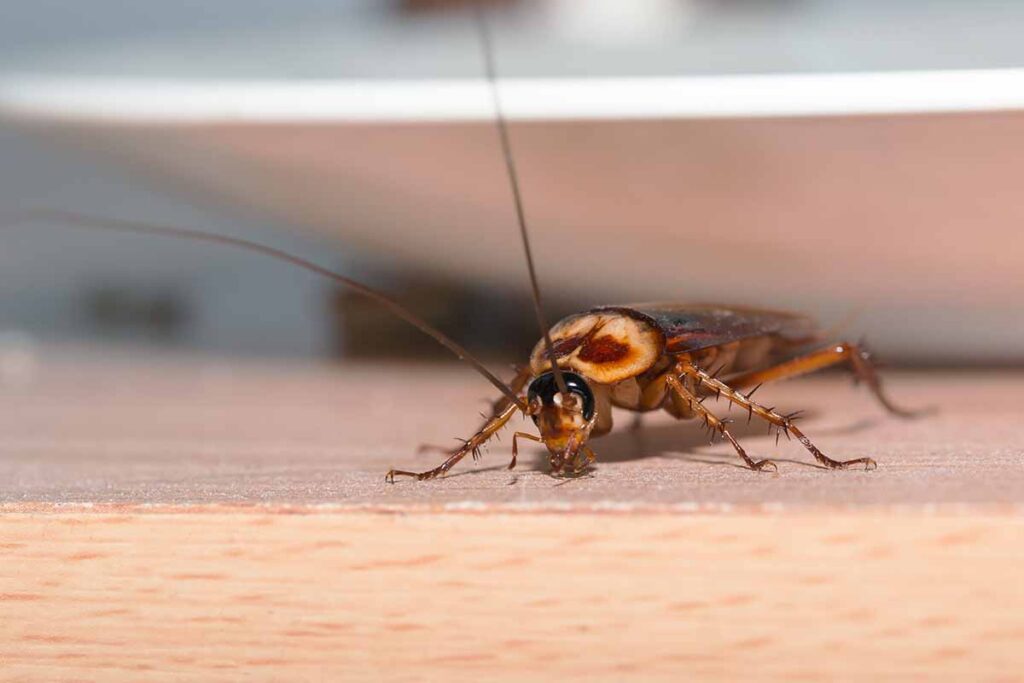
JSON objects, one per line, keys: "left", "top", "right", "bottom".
{"left": 2, "top": 511, "right": 1023, "bottom": 681}
{"left": 1, "top": 349, "right": 1023, "bottom": 680}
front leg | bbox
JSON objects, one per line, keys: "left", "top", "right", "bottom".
{"left": 417, "top": 365, "right": 533, "bottom": 457}
{"left": 510, "top": 431, "right": 542, "bottom": 471}
{"left": 386, "top": 403, "right": 520, "bottom": 482}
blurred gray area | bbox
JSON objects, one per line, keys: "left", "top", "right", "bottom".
{"left": 6, "top": 0, "right": 1024, "bottom": 79}
{"left": 0, "top": 123, "right": 543, "bottom": 359}
{"left": 0, "top": 0, "right": 525, "bottom": 358}
{"left": 2, "top": 1, "right": 1024, "bottom": 362}
{"left": 0, "top": 125, "right": 340, "bottom": 356}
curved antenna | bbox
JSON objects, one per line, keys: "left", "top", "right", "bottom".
{"left": 4, "top": 209, "right": 527, "bottom": 411}
{"left": 474, "top": 3, "right": 569, "bottom": 398}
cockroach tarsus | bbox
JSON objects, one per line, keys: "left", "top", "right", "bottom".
{"left": 6, "top": 3, "right": 921, "bottom": 483}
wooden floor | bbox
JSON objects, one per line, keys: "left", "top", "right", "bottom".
{"left": 1, "top": 348, "right": 1023, "bottom": 681}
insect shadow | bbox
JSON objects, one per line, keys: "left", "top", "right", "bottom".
{"left": 598, "top": 411, "right": 880, "bottom": 471}
{"left": 430, "top": 407, "right": 880, "bottom": 480}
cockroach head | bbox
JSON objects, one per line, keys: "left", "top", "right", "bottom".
{"left": 526, "top": 370, "right": 596, "bottom": 468}
{"left": 527, "top": 371, "right": 594, "bottom": 422}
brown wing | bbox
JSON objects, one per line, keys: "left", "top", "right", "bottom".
{"left": 592, "top": 304, "right": 819, "bottom": 354}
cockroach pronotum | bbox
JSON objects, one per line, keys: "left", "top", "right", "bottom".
{"left": 5, "top": 5, "right": 918, "bottom": 482}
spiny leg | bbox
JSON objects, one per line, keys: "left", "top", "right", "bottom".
{"left": 488, "top": 365, "right": 534, "bottom": 416}
{"left": 510, "top": 431, "right": 542, "bottom": 471}
{"left": 678, "top": 361, "right": 876, "bottom": 470}
{"left": 665, "top": 375, "right": 777, "bottom": 472}
{"left": 386, "top": 403, "right": 519, "bottom": 482}
{"left": 417, "top": 365, "right": 533, "bottom": 457}
{"left": 724, "top": 341, "right": 919, "bottom": 418}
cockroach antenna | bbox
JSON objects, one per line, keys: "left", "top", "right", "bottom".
{"left": 474, "top": 2, "right": 570, "bottom": 399}
{"left": 2, "top": 209, "right": 528, "bottom": 411}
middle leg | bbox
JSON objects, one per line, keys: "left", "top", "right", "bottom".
{"left": 678, "top": 361, "right": 877, "bottom": 470}
{"left": 665, "top": 375, "right": 777, "bottom": 472}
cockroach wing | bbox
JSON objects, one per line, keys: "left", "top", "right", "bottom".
{"left": 611, "top": 304, "right": 819, "bottom": 354}
{"left": 529, "top": 309, "right": 666, "bottom": 385}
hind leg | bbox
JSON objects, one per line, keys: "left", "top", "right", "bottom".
{"left": 724, "top": 341, "right": 919, "bottom": 418}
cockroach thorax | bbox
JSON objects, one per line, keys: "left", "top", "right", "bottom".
{"left": 529, "top": 310, "right": 665, "bottom": 384}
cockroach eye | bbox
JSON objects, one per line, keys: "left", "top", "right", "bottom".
{"left": 526, "top": 371, "right": 595, "bottom": 422}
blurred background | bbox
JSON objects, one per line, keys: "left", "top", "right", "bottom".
{"left": 1, "top": 0, "right": 1022, "bottom": 366}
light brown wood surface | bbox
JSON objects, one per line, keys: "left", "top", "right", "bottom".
{"left": 3, "top": 511, "right": 1023, "bottom": 682}
{"left": 1, "top": 348, "right": 1023, "bottom": 680}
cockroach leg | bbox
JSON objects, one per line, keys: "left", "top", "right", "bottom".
{"left": 487, "top": 365, "right": 534, "bottom": 417}
{"left": 543, "top": 434, "right": 590, "bottom": 477}
{"left": 575, "top": 446, "right": 597, "bottom": 474}
{"left": 386, "top": 403, "right": 520, "bottom": 482}
{"left": 665, "top": 375, "right": 777, "bottom": 472}
{"left": 415, "top": 365, "right": 533, "bottom": 458}
{"left": 510, "top": 431, "right": 542, "bottom": 471}
{"left": 679, "top": 362, "right": 876, "bottom": 471}
{"left": 557, "top": 445, "right": 596, "bottom": 477}
{"left": 723, "top": 341, "right": 921, "bottom": 418}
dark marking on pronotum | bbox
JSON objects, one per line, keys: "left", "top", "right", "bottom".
{"left": 578, "top": 335, "right": 631, "bottom": 363}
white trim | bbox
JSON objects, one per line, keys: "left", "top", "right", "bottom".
{"left": 3, "top": 69, "right": 1024, "bottom": 123}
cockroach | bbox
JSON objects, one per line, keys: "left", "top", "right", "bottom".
{"left": 5, "top": 5, "right": 918, "bottom": 481}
